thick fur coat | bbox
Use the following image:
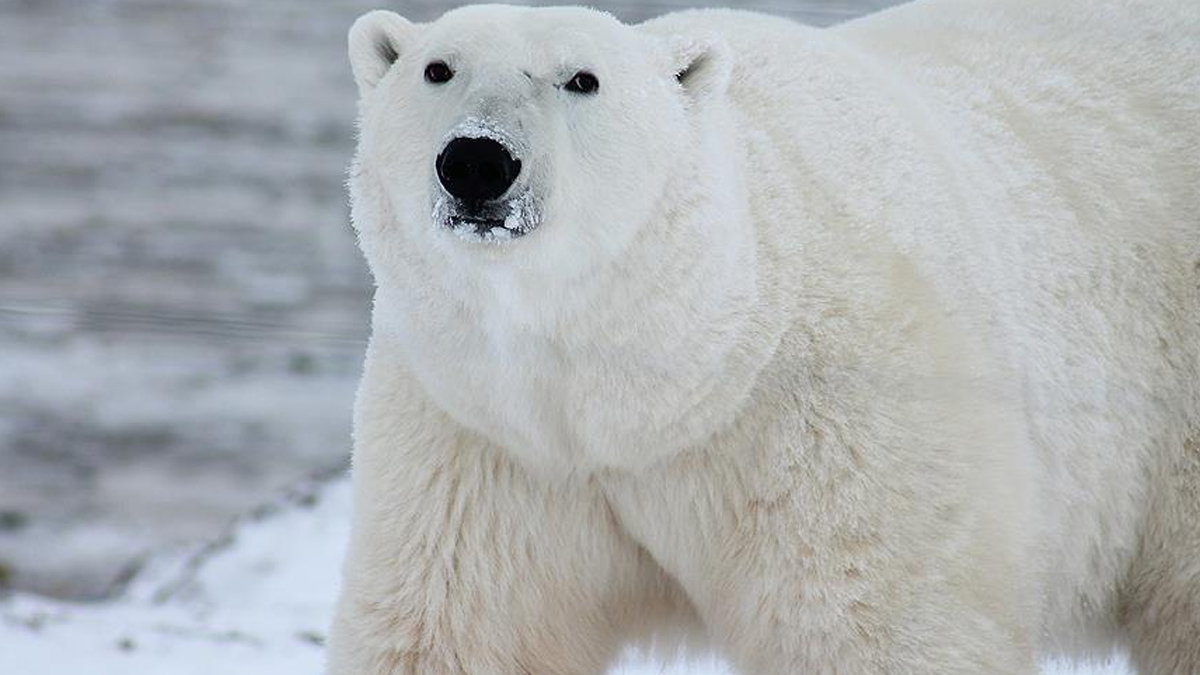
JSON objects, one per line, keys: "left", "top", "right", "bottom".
{"left": 328, "top": 1, "right": 1200, "bottom": 673}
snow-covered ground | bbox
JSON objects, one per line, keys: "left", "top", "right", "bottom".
{"left": 0, "top": 475, "right": 1131, "bottom": 675}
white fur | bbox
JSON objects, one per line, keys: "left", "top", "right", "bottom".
{"left": 329, "top": 2, "right": 1200, "bottom": 673}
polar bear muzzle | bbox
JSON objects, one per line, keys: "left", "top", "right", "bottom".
{"left": 431, "top": 131, "right": 540, "bottom": 242}
{"left": 436, "top": 137, "right": 522, "bottom": 203}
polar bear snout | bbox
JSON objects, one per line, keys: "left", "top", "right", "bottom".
{"left": 436, "top": 137, "right": 522, "bottom": 204}
{"left": 432, "top": 130, "right": 541, "bottom": 243}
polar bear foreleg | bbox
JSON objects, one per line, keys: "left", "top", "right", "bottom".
{"left": 1120, "top": 434, "right": 1200, "bottom": 675}
{"left": 325, "top": 436, "right": 670, "bottom": 675}
{"left": 325, "top": 350, "right": 672, "bottom": 675}
{"left": 607, "top": 431, "right": 1040, "bottom": 675}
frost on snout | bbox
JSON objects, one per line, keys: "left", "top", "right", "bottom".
{"left": 432, "top": 118, "right": 542, "bottom": 243}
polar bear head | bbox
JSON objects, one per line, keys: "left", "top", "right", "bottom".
{"left": 347, "top": 6, "right": 757, "bottom": 469}
{"left": 348, "top": 6, "right": 733, "bottom": 313}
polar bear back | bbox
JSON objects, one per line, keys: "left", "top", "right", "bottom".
{"left": 648, "top": 0, "right": 1199, "bottom": 647}
{"left": 857, "top": 2, "right": 1200, "bottom": 643}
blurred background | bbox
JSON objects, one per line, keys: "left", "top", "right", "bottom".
{"left": 0, "top": 0, "right": 902, "bottom": 605}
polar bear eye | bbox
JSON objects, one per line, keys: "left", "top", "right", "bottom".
{"left": 424, "top": 61, "right": 454, "bottom": 84}
{"left": 564, "top": 71, "right": 599, "bottom": 95}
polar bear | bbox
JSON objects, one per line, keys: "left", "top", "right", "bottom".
{"left": 328, "top": 1, "right": 1200, "bottom": 673}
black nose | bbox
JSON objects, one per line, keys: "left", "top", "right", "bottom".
{"left": 436, "top": 137, "right": 521, "bottom": 203}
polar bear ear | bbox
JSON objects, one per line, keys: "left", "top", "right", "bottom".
{"left": 349, "top": 10, "right": 417, "bottom": 95}
{"left": 665, "top": 33, "right": 731, "bottom": 104}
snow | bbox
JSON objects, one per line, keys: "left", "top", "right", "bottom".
{"left": 0, "top": 476, "right": 1132, "bottom": 675}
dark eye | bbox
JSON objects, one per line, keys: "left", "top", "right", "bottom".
{"left": 564, "top": 71, "right": 599, "bottom": 95}
{"left": 424, "top": 61, "right": 454, "bottom": 84}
